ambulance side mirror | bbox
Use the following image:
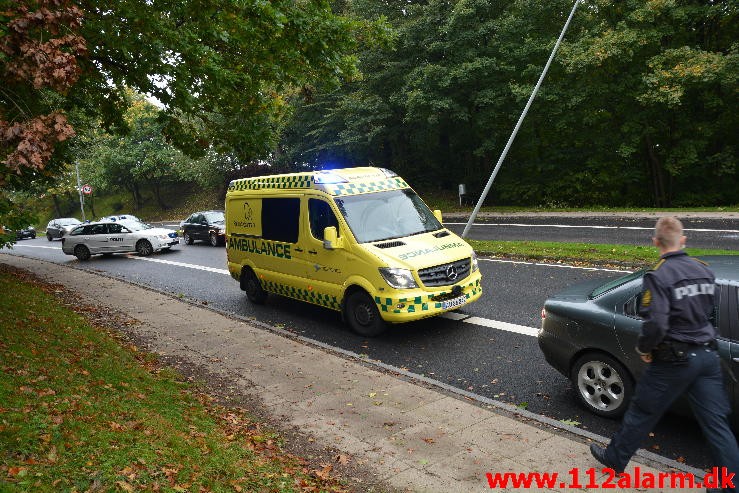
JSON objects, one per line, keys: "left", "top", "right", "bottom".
{"left": 433, "top": 209, "right": 443, "bottom": 224}
{"left": 323, "top": 226, "right": 344, "bottom": 250}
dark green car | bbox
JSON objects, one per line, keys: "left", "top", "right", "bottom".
{"left": 538, "top": 255, "right": 739, "bottom": 426}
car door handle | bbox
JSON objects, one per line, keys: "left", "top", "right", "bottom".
{"left": 733, "top": 358, "right": 739, "bottom": 363}
{"left": 294, "top": 247, "right": 304, "bottom": 252}
{"left": 308, "top": 250, "right": 318, "bottom": 255}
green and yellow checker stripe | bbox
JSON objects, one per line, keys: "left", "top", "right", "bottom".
{"left": 375, "top": 279, "right": 482, "bottom": 314}
{"left": 324, "top": 177, "right": 408, "bottom": 196}
{"left": 229, "top": 173, "right": 314, "bottom": 192}
{"left": 262, "top": 280, "right": 341, "bottom": 311}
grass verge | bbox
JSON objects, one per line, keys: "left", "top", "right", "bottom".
{"left": 468, "top": 239, "right": 739, "bottom": 269}
{"left": 0, "top": 266, "right": 350, "bottom": 492}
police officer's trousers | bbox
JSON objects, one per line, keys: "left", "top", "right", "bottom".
{"left": 603, "top": 346, "right": 739, "bottom": 492}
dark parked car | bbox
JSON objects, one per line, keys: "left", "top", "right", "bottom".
{"left": 46, "top": 218, "right": 82, "bottom": 240}
{"left": 2, "top": 225, "right": 36, "bottom": 240}
{"left": 538, "top": 255, "right": 739, "bottom": 427}
{"left": 180, "top": 210, "right": 225, "bottom": 246}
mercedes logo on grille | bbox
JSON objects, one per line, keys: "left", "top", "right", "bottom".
{"left": 446, "top": 265, "right": 458, "bottom": 281}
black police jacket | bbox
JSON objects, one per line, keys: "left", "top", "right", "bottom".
{"left": 637, "top": 251, "right": 716, "bottom": 354}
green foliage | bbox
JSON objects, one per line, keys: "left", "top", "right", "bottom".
{"left": 2, "top": 0, "right": 377, "bottom": 236}
{"left": 276, "top": 0, "right": 739, "bottom": 207}
{"left": 70, "top": 0, "right": 367, "bottom": 162}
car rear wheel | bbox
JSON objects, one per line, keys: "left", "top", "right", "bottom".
{"left": 136, "top": 239, "right": 153, "bottom": 256}
{"left": 571, "top": 353, "right": 633, "bottom": 418}
{"left": 47, "top": 234, "right": 53, "bottom": 241}
{"left": 344, "top": 291, "right": 386, "bottom": 337}
{"left": 184, "top": 232, "right": 194, "bottom": 245}
{"left": 74, "top": 244, "right": 91, "bottom": 261}
{"left": 241, "top": 269, "right": 267, "bottom": 304}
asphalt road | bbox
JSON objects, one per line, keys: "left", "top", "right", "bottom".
{"left": 5, "top": 217, "right": 738, "bottom": 471}
{"left": 445, "top": 215, "right": 739, "bottom": 250}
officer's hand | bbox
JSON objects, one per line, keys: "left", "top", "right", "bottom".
{"left": 640, "top": 353, "right": 653, "bottom": 363}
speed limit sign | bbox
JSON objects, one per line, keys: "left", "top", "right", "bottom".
{"left": 81, "top": 184, "right": 92, "bottom": 195}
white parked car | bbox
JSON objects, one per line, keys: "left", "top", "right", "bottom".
{"left": 61, "top": 220, "right": 179, "bottom": 260}
{"left": 97, "top": 214, "right": 142, "bottom": 222}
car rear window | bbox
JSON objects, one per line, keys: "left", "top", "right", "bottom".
{"left": 590, "top": 269, "right": 646, "bottom": 298}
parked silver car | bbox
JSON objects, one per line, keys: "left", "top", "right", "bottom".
{"left": 61, "top": 220, "right": 179, "bottom": 260}
{"left": 46, "top": 217, "right": 81, "bottom": 240}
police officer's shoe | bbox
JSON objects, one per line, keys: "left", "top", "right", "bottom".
{"left": 589, "top": 443, "right": 623, "bottom": 473}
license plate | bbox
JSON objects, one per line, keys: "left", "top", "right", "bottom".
{"left": 441, "top": 295, "right": 466, "bottom": 310}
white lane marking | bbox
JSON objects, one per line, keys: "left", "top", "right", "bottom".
{"left": 462, "top": 316, "right": 540, "bottom": 337}
{"left": 446, "top": 222, "right": 739, "bottom": 234}
{"left": 10, "top": 244, "right": 61, "bottom": 250}
{"left": 129, "top": 255, "right": 230, "bottom": 275}
{"left": 480, "top": 257, "right": 633, "bottom": 273}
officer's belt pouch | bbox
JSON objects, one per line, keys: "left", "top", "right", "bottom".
{"left": 653, "top": 342, "right": 690, "bottom": 364}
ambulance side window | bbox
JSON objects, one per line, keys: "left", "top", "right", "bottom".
{"left": 262, "top": 198, "right": 299, "bottom": 243}
{"left": 308, "top": 199, "right": 339, "bottom": 241}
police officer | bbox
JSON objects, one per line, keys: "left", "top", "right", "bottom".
{"left": 589, "top": 216, "right": 738, "bottom": 492}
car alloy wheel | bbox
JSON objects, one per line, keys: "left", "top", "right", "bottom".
{"left": 74, "top": 244, "right": 91, "bottom": 261}
{"left": 136, "top": 239, "right": 153, "bottom": 256}
{"left": 184, "top": 232, "right": 194, "bottom": 245}
{"left": 571, "top": 353, "right": 633, "bottom": 418}
{"left": 209, "top": 232, "right": 219, "bottom": 246}
{"left": 344, "top": 291, "right": 386, "bottom": 337}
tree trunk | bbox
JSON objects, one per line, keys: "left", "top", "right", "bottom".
{"left": 88, "top": 195, "right": 96, "bottom": 218}
{"left": 153, "top": 182, "right": 168, "bottom": 209}
{"left": 52, "top": 195, "right": 62, "bottom": 217}
{"left": 132, "top": 182, "right": 143, "bottom": 210}
{"left": 645, "top": 134, "right": 668, "bottom": 207}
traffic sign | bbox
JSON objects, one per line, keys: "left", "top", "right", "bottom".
{"left": 81, "top": 184, "right": 92, "bottom": 195}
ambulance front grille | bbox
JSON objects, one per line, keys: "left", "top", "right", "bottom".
{"left": 418, "top": 258, "right": 471, "bottom": 287}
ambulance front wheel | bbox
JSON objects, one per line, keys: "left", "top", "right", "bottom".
{"left": 345, "top": 291, "right": 386, "bottom": 337}
{"left": 242, "top": 269, "right": 267, "bottom": 304}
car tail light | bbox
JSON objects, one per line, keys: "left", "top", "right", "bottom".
{"left": 541, "top": 307, "right": 546, "bottom": 320}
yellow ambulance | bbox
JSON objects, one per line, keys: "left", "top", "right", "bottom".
{"left": 225, "top": 167, "right": 482, "bottom": 336}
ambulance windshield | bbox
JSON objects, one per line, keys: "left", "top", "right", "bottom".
{"left": 334, "top": 189, "right": 443, "bottom": 243}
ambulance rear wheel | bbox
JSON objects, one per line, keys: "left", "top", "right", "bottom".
{"left": 345, "top": 291, "right": 386, "bottom": 337}
{"left": 243, "top": 269, "right": 267, "bottom": 304}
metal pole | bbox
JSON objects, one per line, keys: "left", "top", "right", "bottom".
{"left": 462, "top": 0, "right": 581, "bottom": 238}
{"left": 75, "top": 161, "right": 86, "bottom": 221}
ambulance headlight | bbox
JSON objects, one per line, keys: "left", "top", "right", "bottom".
{"left": 471, "top": 252, "right": 479, "bottom": 272}
{"left": 379, "top": 268, "right": 417, "bottom": 289}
